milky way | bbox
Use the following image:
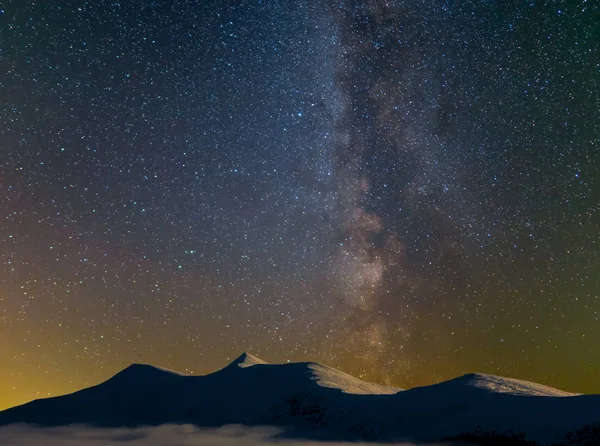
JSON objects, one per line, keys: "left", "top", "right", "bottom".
{"left": 1, "top": 0, "right": 598, "bottom": 409}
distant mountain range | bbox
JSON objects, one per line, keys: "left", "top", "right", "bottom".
{"left": 1, "top": 353, "right": 599, "bottom": 445}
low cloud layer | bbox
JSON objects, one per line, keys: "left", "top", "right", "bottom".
{"left": 0, "top": 424, "right": 455, "bottom": 446}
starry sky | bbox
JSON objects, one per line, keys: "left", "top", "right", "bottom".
{"left": 1, "top": 0, "right": 599, "bottom": 410}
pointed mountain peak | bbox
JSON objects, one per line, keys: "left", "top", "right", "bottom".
{"left": 228, "top": 352, "right": 268, "bottom": 368}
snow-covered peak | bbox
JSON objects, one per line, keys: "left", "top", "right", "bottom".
{"left": 449, "top": 372, "right": 578, "bottom": 397}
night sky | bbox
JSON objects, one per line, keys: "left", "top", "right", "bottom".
{"left": 1, "top": 0, "right": 599, "bottom": 410}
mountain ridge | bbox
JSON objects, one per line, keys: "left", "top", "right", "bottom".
{"left": 1, "top": 352, "right": 598, "bottom": 445}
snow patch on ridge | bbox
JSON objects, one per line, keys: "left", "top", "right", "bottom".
{"left": 307, "top": 363, "right": 400, "bottom": 394}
